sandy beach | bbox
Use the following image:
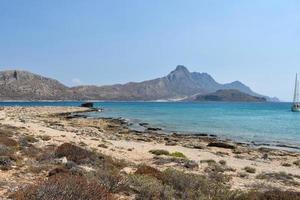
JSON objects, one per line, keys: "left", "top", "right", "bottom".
{"left": 1, "top": 106, "right": 300, "bottom": 199}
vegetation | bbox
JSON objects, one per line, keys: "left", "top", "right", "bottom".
{"left": 169, "top": 151, "right": 187, "bottom": 158}
{"left": 11, "top": 174, "right": 114, "bottom": 200}
{"left": 149, "top": 149, "right": 170, "bottom": 156}
{"left": 244, "top": 166, "right": 256, "bottom": 174}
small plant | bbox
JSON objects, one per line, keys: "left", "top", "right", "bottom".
{"left": 135, "top": 164, "right": 163, "bottom": 179}
{"left": 244, "top": 166, "right": 256, "bottom": 174}
{"left": 293, "top": 160, "right": 300, "bottom": 167}
{"left": 281, "top": 162, "right": 292, "bottom": 167}
{"left": 0, "top": 156, "right": 12, "bottom": 170}
{"left": 219, "top": 160, "right": 226, "bottom": 165}
{"left": 169, "top": 151, "right": 187, "bottom": 158}
{"left": 200, "top": 159, "right": 216, "bottom": 165}
{"left": 39, "top": 135, "right": 51, "bottom": 141}
{"left": 149, "top": 149, "right": 170, "bottom": 156}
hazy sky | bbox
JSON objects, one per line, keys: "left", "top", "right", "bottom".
{"left": 0, "top": 0, "right": 299, "bottom": 101}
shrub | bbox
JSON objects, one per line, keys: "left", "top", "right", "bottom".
{"left": 200, "top": 159, "right": 216, "bottom": 165}
{"left": 135, "top": 164, "right": 163, "bottom": 179}
{"left": 219, "top": 160, "right": 226, "bottom": 165}
{"left": 293, "top": 160, "right": 300, "bottom": 167}
{"left": 95, "top": 168, "right": 127, "bottom": 193}
{"left": 169, "top": 152, "right": 187, "bottom": 158}
{"left": 256, "top": 172, "right": 299, "bottom": 186}
{"left": 55, "top": 143, "right": 96, "bottom": 164}
{"left": 0, "top": 136, "right": 18, "bottom": 147}
{"left": 161, "top": 168, "right": 236, "bottom": 199}
{"left": 282, "top": 163, "right": 292, "bottom": 167}
{"left": 240, "top": 190, "right": 300, "bottom": 200}
{"left": 129, "top": 174, "right": 175, "bottom": 200}
{"left": 11, "top": 174, "right": 114, "bottom": 200}
{"left": 244, "top": 166, "right": 256, "bottom": 174}
{"left": 149, "top": 149, "right": 170, "bottom": 156}
{"left": 0, "top": 144, "right": 14, "bottom": 156}
{"left": 0, "top": 156, "right": 12, "bottom": 170}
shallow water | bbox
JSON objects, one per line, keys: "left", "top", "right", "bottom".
{"left": 1, "top": 101, "right": 299, "bottom": 147}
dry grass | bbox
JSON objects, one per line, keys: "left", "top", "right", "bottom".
{"left": 256, "top": 172, "right": 300, "bottom": 186}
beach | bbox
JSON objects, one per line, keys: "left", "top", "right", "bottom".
{"left": 1, "top": 106, "right": 300, "bottom": 199}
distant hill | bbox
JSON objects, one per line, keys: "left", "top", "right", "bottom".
{"left": 0, "top": 66, "right": 278, "bottom": 101}
{"left": 190, "top": 89, "right": 267, "bottom": 102}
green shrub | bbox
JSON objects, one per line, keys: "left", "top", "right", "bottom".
{"left": 11, "top": 174, "right": 114, "bottom": 200}
{"left": 149, "top": 149, "right": 170, "bottom": 156}
{"left": 169, "top": 151, "right": 186, "bottom": 158}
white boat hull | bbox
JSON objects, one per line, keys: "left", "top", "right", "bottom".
{"left": 292, "top": 105, "right": 300, "bottom": 112}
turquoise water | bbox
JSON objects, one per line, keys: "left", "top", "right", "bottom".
{"left": 0, "top": 102, "right": 299, "bottom": 147}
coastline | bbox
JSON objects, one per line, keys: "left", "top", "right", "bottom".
{"left": 1, "top": 106, "right": 300, "bottom": 198}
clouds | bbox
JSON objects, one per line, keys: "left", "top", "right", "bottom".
{"left": 71, "top": 78, "right": 83, "bottom": 86}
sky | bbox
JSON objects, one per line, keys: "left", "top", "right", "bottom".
{"left": 0, "top": 0, "right": 299, "bottom": 101}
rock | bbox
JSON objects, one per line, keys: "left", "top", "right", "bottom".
{"left": 147, "top": 127, "right": 162, "bottom": 131}
{"left": 0, "top": 111, "right": 6, "bottom": 120}
{"left": 139, "top": 122, "right": 149, "bottom": 127}
{"left": 48, "top": 167, "right": 69, "bottom": 177}
{"left": 165, "top": 141, "right": 177, "bottom": 146}
{"left": 207, "top": 142, "right": 236, "bottom": 149}
{"left": 262, "top": 153, "right": 268, "bottom": 160}
{"left": 193, "top": 133, "right": 208, "bottom": 137}
{"left": 184, "top": 160, "right": 199, "bottom": 169}
{"left": 98, "top": 144, "right": 108, "bottom": 148}
{"left": 81, "top": 102, "right": 94, "bottom": 108}
{"left": 54, "top": 156, "right": 68, "bottom": 164}
{"left": 65, "top": 161, "right": 77, "bottom": 169}
{"left": 193, "top": 144, "right": 205, "bottom": 149}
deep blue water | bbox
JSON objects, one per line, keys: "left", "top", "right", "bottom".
{"left": 1, "top": 101, "right": 299, "bottom": 147}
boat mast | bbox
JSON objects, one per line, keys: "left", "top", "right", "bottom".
{"left": 293, "top": 73, "right": 299, "bottom": 104}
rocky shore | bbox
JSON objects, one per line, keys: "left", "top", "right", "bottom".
{"left": 1, "top": 106, "right": 300, "bottom": 199}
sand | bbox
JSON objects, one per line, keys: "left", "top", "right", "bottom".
{"left": 1, "top": 106, "right": 300, "bottom": 197}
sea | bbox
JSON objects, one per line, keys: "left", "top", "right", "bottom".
{"left": 1, "top": 101, "right": 299, "bottom": 150}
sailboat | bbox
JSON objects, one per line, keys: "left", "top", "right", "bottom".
{"left": 291, "top": 73, "right": 300, "bottom": 112}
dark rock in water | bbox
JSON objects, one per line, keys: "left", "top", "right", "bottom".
{"left": 147, "top": 127, "right": 162, "bottom": 131}
{"left": 209, "top": 134, "right": 217, "bottom": 138}
{"left": 81, "top": 102, "right": 94, "bottom": 108}
{"left": 184, "top": 160, "right": 199, "bottom": 169}
{"left": 207, "top": 142, "right": 236, "bottom": 149}
{"left": 193, "top": 133, "right": 209, "bottom": 137}
{"left": 139, "top": 122, "right": 149, "bottom": 127}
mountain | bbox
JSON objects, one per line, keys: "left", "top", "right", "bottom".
{"left": 0, "top": 70, "right": 74, "bottom": 100}
{"left": 0, "top": 66, "right": 277, "bottom": 101}
{"left": 190, "top": 89, "right": 266, "bottom": 102}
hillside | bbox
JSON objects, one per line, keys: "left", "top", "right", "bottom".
{"left": 192, "top": 89, "right": 267, "bottom": 102}
{"left": 0, "top": 66, "right": 277, "bottom": 101}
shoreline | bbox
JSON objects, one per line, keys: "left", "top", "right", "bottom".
{"left": 84, "top": 111, "right": 300, "bottom": 153}
{"left": 1, "top": 106, "right": 300, "bottom": 198}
